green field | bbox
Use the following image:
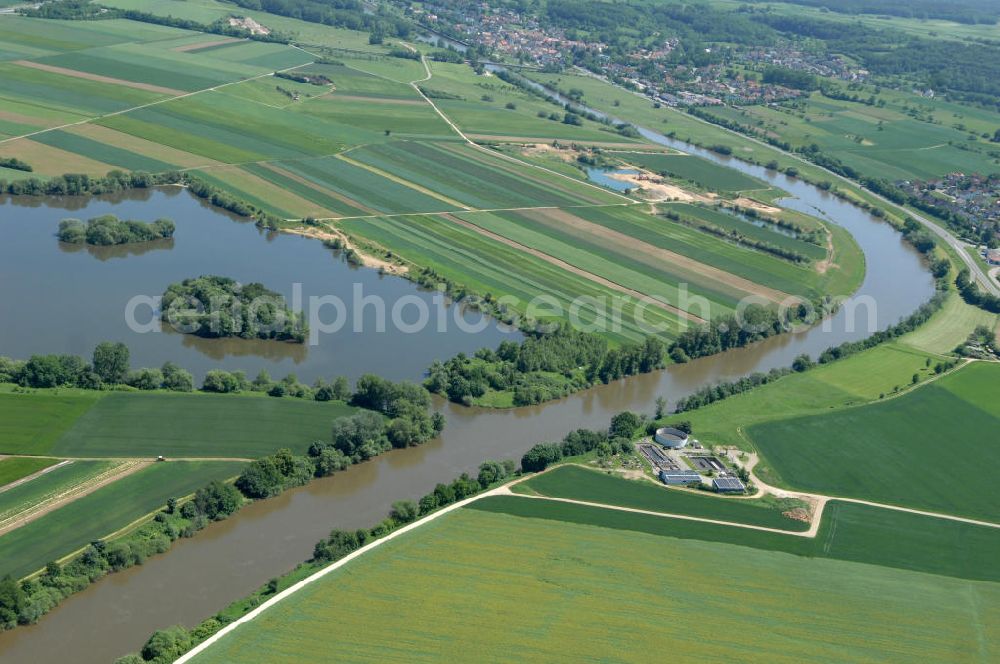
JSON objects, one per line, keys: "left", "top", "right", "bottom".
{"left": 425, "top": 60, "right": 637, "bottom": 144}
{"left": 47, "top": 392, "right": 358, "bottom": 458}
{"left": 747, "top": 361, "right": 1000, "bottom": 521}
{"left": 0, "top": 460, "right": 117, "bottom": 527}
{"left": 708, "top": 101, "right": 999, "bottom": 182}
{"left": 619, "top": 151, "right": 768, "bottom": 192}
{"left": 0, "top": 460, "right": 245, "bottom": 579}
{"left": 0, "top": 390, "right": 104, "bottom": 456}
{"left": 517, "top": 464, "right": 810, "bottom": 530}
{"left": 662, "top": 202, "right": 829, "bottom": 262}
{"left": 478, "top": 495, "right": 1000, "bottom": 582}
{"left": 0, "top": 390, "right": 358, "bottom": 458}
{"left": 349, "top": 140, "right": 622, "bottom": 209}
{"left": 195, "top": 504, "right": 1000, "bottom": 663}
{"left": 341, "top": 212, "right": 684, "bottom": 344}
{"left": 0, "top": 457, "right": 60, "bottom": 487}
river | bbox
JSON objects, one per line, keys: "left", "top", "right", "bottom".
{"left": 0, "top": 117, "right": 934, "bottom": 662}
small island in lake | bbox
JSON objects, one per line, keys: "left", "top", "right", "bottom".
{"left": 58, "top": 214, "right": 175, "bottom": 246}
{"left": 161, "top": 275, "right": 308, "bottom": 343}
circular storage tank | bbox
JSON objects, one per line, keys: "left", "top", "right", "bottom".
{"left": 654, "top": 427, "right": 689, "bottom": 449}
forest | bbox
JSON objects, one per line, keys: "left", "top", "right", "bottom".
{"left": 57, "top": 216, "right": 175, "bottom": 247}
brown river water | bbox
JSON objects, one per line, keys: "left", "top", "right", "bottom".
{"left": 0, "top": 140, "right": 934, "bottom": 662}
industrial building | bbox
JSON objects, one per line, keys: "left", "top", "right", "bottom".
{"left": 712, "top": 477, "right": 746, "bottom": 493}
{"left": 659, "top": 469, "right": 702, "bottom": 485}
{"left": 653, "top": 427, "right": 689, "bottom": 449}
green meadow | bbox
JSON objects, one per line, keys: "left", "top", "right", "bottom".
{"left": 425, "top": 60, "right": 637, "bottom": 143}
{"left": 48, "top": 392, "right": 358, "bottom": 458}
{"left": 0, "top": 460, "right": 245, "bottom": 579}
{"left": 702, "top": 87, "right": 1000, "bottom": 181}
{"left": 0, "top": 389, "right": 104, "bottom": 456}
{"left": 0, "top": 390, "right": 357, "bottom": 458}
{"left": 0, "top": 457, "right": 60, "bottom": 487}
{"left": 195, "top": 504, "right": 1000, "bottom": 663}
{"left": 747, "top": 361, "right": 1000, "bottom": 521}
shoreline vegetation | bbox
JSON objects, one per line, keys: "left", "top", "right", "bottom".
{"left": 161, "top": 276, "right": 308, "bottom": 344}
{"left": 57, "top": 215, "right": 175, "bottom": 247}
{"left": 0, "top": 349, "right": 441, "bottom": 633}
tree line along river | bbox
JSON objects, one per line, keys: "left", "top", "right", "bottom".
{"left": 0, "top": 122, "right": 934, "bottom": 662}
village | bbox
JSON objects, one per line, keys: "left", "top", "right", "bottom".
{"left": 898, "top": 172, "right": 1000, "bottom": 247}
{"left": 404, "top": 1, "right": 866, "bottom": 107}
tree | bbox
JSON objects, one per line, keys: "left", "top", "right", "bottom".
{"left": 521, "top": 443, "right": 562, "bottom": 472}
{"left": 161, "top": 362, "right": 193, "bottom": 392}
{"left": 0, "top": 575, "right": 24, "bottom": 628}
{"left": 193, "top": 481, "right": 242, "bottom": 519}
{"left": 654, "top": 396, "right": 667, "bottom": 420}
{"left": 477, "top": 460, "right": 508, "bottom": 488}
{"left": 140, "top": 625, "right": 192, "bottom": 663}
{"left": 235, "top": 458, "right": 284, "bottom": 499}
{"left": 92, "top": 341, "right": 130, "bottom": 384}
{"left": 390, "top": 500, "right": 419, "bottom": 523}
{"left": 166, "top": 497, "right": 177, "bottom": 515}
{"left": 609, "top": 411, "right": 641, "bottom": 439}
{"left": 792, "top": 354, "right": 814, "bottom": 372}
{"left": 330, "top": 376, "right": 351, "bottom": 401}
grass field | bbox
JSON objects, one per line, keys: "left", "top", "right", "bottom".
{"left": 618, "top": 151, "right": 768, "bottom": 192}
{"left": 0, "top": 460, "right": 244, "bottom": 579}
{"left": 477, "top": 495, "right": 1000, "bottom": 582}
{"left": 194, "top": 504, "right": 1000, "bottom": 663}
{"left": 516, "top": 464, "right": 810, "bottom": 530}
{"left": 0, "top": 390, "right": 104, "bottom": 456}
{"left": 46, "top": 392, "right": 358, "bottom": 458}
{"left": 0, "top": 457, "right": 60, "bottom": 488}
{"left": 747, "top": 361, "right": 1000, "bottom": 521}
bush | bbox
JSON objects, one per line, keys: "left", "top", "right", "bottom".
{"left": 521, "top": 443, "right": 563, "bottom": 472}
{"left": 609, "top": 411, "right": 642, "bottom": 439}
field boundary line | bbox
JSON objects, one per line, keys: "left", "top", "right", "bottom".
{"left": 333, "top": 152, "right": 471, "bottom": 210}
{"left": 0, "top": 60, "right": 315, "bottom": 145}
{"left": 496, "top": 488, "right": 822, "bottom": 537}
{"left": 174, "top": 485, "right": 509, "bottom": 663}
{"left": 404, "top": 50, "right": 635, "bottom": 205}
{"left": 0, "top": 459, "right": 72, "bottom": 494}
{"left": 437, "top": 212, "right": 705, "bottom": 323}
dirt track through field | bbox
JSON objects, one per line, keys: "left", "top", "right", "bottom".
{"left": 334, "top": 153, "right": 470, "bottom": 210}
{"left": 172, "top": 38, "right": 241, "bottom": 53}
{"left": 0, "top": 459, "right": 72, "bottom": 495}
{"left": 257, "top": 162, "right": 380, "bottom": 216}
{"left": 439, "top": 213, "right": 704, "bottom": 323}
{"left": 519, "top": 207, "right": 792, "bottom": 304}
{"left": 12, "top": 60, "right": 187, "bottom": 96}
{"left": 0, "top": 460, "right": 149, "bottom": 536}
